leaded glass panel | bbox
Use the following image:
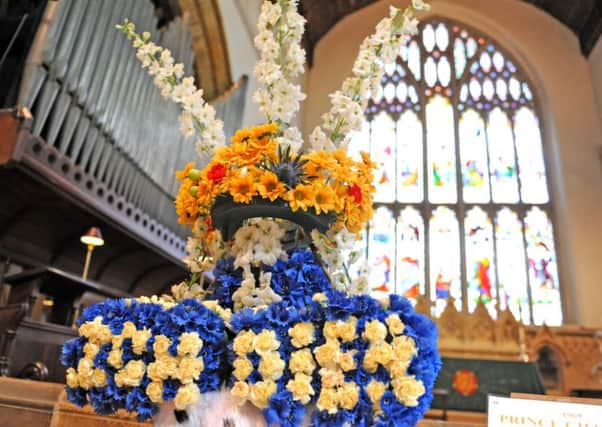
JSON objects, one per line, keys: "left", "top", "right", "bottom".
{"left": 360, "top": 18, "right": 561, "bottom": 325}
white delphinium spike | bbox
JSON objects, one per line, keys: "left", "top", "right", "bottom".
{"left": 310, "top": 2, "right": 430, "bottom": 151}
{"left": 253, "top": 0, "right": 307, "bottom": 152}
{"left": 117, "top": 20, "right": 225, "bottom": 158}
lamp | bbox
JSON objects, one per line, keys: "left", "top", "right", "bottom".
{"left": 80, "top": 227, "right": 104, "bottom": 280}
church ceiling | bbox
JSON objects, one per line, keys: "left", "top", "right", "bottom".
{"left": 298, "top": 0, "right": 602, "bottom": 65}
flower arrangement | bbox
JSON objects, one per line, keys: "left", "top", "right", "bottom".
{"left": 174, "top": 123, "right": 376, "bottom": 234}
{"left": 61, "top": 298, "right": 227, "bottom": 420}
{"left": 217, "top": 250, "right": 440, "bottom": 426}
{"left": 118, "top": 0, "right": 430, "bottom": 291}
{"left": 61, "top": 1, "right": 440, "bottom": 425}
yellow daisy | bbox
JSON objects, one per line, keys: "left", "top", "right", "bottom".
{"left": 313, "top": 185, "right": 336, "bottom": 214}
{"left": 230, "top": 174, "right": 256, "bottom": 204}
{"left": 258, "top": 171, "right": 286, "bottom": 202}
{"left": 287, "top": 184, "right": 314, "bottom": 212}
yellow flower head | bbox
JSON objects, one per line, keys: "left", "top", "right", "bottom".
{"left": 107, "top": 348, "right": 124, "bottom": 369}
{"left": 319, "top": 367, "right": 345, "bottom": 388}
{"left": 254, "top": 329, "right": 280, "bottom": 356}
{"left": 338, "top": 382, "right": 360, "bottom": 410}
{"left": 175, "top": 383, "right": 200, "bottom": 410}
{"left": 392, "top": 375, "right": 425, "bottom": 407}
{"left": 232, "top": 357, "right": 254, "bottom": 381}
{"left": 387, "top": 359, "right": 411, "bottom": 379}
{"left": 77, "top": 358, "right": 93, "bottom": 377}
{"left": 258, "top": 171, "right": 286, "bottom": 201}
{"left": 229, "top": 173, "right": 257, "bottom": 203}
{"left": 132, "top": 328, "right": 152, "bottom": 355}
{"left": 288, "top": 322, "right": 315, "bottom": 348}
{"left": 392, "top": 335, "right": 417, "bottom": 363}
{"left": 249, "top": 380, "right": 277, "bottom": 409}
{"left": 121, "top": 321, "right": 137, "bottom": 339}
{"left": 83, "top": 342, "right": 99, "bottom": 359}
{"left": 66, "top": 368, "right": 79, "bottom": 388}
{"left": 233, "top": 329, "right": 256, "bottom": 356}
{"left": 121, "top": 359, "right": 146, "bottom": 387}
{"left": 177, "top": 332, "right": 203, "bottom": 357}
{"left": 92, "top": 368, "right": 107, "bottom": 387}
{"left": 337, "top": 317, "right": 358, "bottom": 342}
{"left": 153, "top": 335, "right": 172, "bottom": 356}
{"left": 177, "top": 356, "right": 204, "bottom": 384}
{"left": 366, "top": 380, "right": 387, "bottom": 412}
{"left": 385, "top": 314, "right": 405, "bottom": 336}
{"left": 363, "top": 319, "right": 388, "bottom": 343}
{"left": 316, "top": 387, "right": 339, "bottom": 414}
{"left": 259, "top": 351, "right": 285, "bottom": 381}
{"left": 146, "top": 381, "right": 164, "bottom": 403}
{"left": 287, "top": 184, "right": 314, "bottom": 212}
{"left": 338, "top": 350, "right": 357, "bottom": 372}
{"left": 231, "top": 381, "right": 250, "bottom": 405}
{"left": 289, "top": 348, "right": 316, "bottom": 375}
{"left": 313, "top": 339, "right": 340, "bottom": 369}
{"left": 175, "top": 179, "right": 200, "bottom": 225}
{"left": 147, "top": 360, "right": 169, "bottom": 382}
{"left": 286, "top": 373, "right": 315, "bottom": 404}
{"left": 372, "top": 342, "right": 394, "bottom": 366}
{"left": 323, "top": 321, "right": 338, "bottom": 341}
{"left": 312, "top": 184, "right": 336, "bottom": 214}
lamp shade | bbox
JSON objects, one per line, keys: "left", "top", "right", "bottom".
{"left": 80, "top": 227, "right": 104, "bottom": 247}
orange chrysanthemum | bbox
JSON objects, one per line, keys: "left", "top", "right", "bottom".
{"left": 174, "top": 122, "right": 378, "bottom": 237}
{"left": 175, "top": 180, "right": 199, "bottom": 225}
{"left": 229, "top": 174, "right": 256, "bottom": 204}
{"left": 312, "top": 184, "right": 336, "bottom": 214}
{"left": 258, "top": 171, "right": 286, "bottom": 202}
{"left": 287, "top": 184, "right": 314, "bottom": 212}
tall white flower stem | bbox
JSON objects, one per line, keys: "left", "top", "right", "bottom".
{"left": 252, "top": 0, "right": 306, "bottom": 151}
{"left": 117, "top": 20, "right": 225, "bottom": 159}
{"left": 310, "top": 1, "right": 430, "bottom": 151}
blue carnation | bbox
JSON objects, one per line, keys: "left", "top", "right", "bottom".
{"left": 264, "top": 391, "right": 305, "bottom": 427}
{"left": 196, "top": 371, "right": 221, "bottom": 393}
{"left": 162, "top": 379, "right": 180, "bottom": 401}
{"left": 65, "top": 386, "right": 87, "bottom": 407}
{"left": 60, "top": 337, "right": 85, "bottom": 368}
{"left": 89, "top": 387, "right": 118, "bottom": 416}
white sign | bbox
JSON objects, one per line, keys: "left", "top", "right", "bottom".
{"left": 488, "top": 395, "right": 602, "bottom": 427}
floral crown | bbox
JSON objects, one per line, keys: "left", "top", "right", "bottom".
{"left": 62, "top": 1, "right": 440, "bottom": 426}
{"left": 116, "top": 0, "right": 430, "bottom": 291}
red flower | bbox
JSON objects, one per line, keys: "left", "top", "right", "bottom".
{"left": 348, "top": 183, "right": 362, "bottom": 203}
{"left": 207, "top": 163, "right": 227, "bottom": 182}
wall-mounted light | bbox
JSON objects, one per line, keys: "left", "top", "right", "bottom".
{"left": 80, "top": 227, "right": 104, "bottom": 280}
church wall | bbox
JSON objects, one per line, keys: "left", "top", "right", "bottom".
{"left": 216, "top": 0, "right": 263, "bottom": 126}
{"left": 589, "top": 37, "right": 602, "bottom": 135}
{"left": 303, "top": 0, "right": 602, "bottom": 327}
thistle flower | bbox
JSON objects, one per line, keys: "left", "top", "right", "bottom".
{"left": 264, "top": 145, "right": 308, "bottom": 188}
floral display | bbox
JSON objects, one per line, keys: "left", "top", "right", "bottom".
{"left": 61, "top": 298, "right": 226, "bottom": 420}
{"left": 174, "top": 123, "right": 376, "bottom": 234}
{"left": 62, "top": 0, "right": 439, "bottom": 425}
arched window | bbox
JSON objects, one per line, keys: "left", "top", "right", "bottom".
{"left": 349, "top": 18, "right": 561, "bottom": 325}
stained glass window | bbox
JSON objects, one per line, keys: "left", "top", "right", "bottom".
{"left": 397, "top": 111, "right": 423, "bottom": 202}
{"left": 360, "top": 18, "right": 561, "bottom": 325}
{"left": 429, "top": 207, "right": 461, "bottom": 315}
{"left": 525, "top": 208, "right": 561, "bottom": 325}
{"left": 396, "top": 207, "right": 424, "bottom": 298}
{"left": 368, "top": 207, "right": 396, "bottom": 297}
{"left": 465, "top": 207, "right": 496, "bottom": 316}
